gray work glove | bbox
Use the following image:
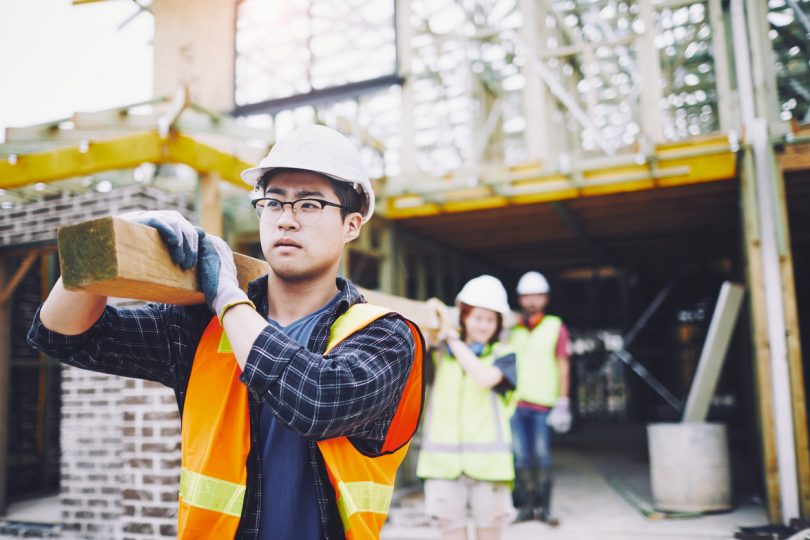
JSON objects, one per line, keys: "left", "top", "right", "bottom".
{"left": 547, "top": 397, "right": 572, "bottom": 433}
{"left": 118, "top": 210, "right": 201, "bottom": 270}
{"left": 197, "top": 231, "right": 253, "bottom": 320}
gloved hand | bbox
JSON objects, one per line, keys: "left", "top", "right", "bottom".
{"left": 547, "top": 397, "right": 572, "bottom": 433}
{"left": 197, "top": 231, "right": 254, "bottom": 320}
{"left": 118, "top": 210, "right": 200, "bottom": 270}
{"left": 426, "top": 298, "right": 460, "bottom": 344}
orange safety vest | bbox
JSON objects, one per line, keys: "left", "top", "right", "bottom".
{"left": 178, "top": 303, "right": 424, "bottom": 539}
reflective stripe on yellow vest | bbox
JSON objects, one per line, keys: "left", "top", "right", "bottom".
{"left": 416, "top": 343, "right": 514, "bottom": 482}
{"left": 178, "top": 303, "right": 424, "bottom": 540}
{"left": 509, "top": 315, "right": 562, "bottom": 407}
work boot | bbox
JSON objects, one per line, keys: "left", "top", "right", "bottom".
{"left": 512, "top": 468, "right": 535, "bottom": 523}
{"left": 534, "top": 468, "right": 560, "bottom": 527}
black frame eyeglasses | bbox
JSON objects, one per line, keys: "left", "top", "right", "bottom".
{"left": 251, "top": 197, "right": 349, "bottom": 224}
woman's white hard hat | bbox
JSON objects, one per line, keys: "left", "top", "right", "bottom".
{"left": 240, "top": 124, "right": 375, "bottom": 222}
{"left": 456, "top": 275, "right": 511, "bottom": 317}
{"left": 516, "top": 271, "right": 550, "bottom": 295}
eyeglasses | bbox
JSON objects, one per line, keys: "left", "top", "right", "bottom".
{"left": 251, "top": 197, "right": 348, "bottom": 225}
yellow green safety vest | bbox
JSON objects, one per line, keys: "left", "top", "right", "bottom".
{"left": 509, "top": 315, "right": 562, "bottom": 407}
{"left": 416, "top": 343, "right": 515, "bottom": 482}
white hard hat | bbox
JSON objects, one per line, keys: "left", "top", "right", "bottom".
{"left": 517, "top": 271, "right": 550, "bottom": 295}
{"left": 240, "top": 124, "right": 375, "bottom": 222}
{"left": 456, "top": 275, "right": 511, "bottom": 317}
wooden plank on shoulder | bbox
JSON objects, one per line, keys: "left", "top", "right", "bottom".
{"left": 57, "top": 216, "right": 442, "bottom": 334}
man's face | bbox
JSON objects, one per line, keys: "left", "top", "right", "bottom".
{"left": 258, "top": 170, "right": 362, "bottom": 282}
{"left": 518, "top": 293, "right": 548, "bottom": 315}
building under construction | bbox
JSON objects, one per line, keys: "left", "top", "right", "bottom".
{"left": 0, "top": 0, "right": 809, "bottom": 538}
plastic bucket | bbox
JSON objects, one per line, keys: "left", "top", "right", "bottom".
{"left": 647, "top": 422, "right": 731, "bottom": 512}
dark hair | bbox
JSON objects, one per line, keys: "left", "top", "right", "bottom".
{"left": 257, "top": 168, "right": 368, "bottom": 221}
{"left": 458, "top": 302, "right": 503, "bottom": 345}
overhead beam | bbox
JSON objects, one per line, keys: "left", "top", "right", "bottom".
{"left": 0, "top": 131, "right": 253, "bottom": 191}
{"left": 231, "top": 75, "right": 405, "bottom": 117}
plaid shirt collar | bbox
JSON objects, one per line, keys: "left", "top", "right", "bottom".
{"left": 247, "top": 275, "right": 362, "bottom": 324}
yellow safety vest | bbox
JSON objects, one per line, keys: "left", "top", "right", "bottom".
{"left": 509, "top": 315, "right": 562, "bottom": 407}
{"left": 416, "top": 343, "right": 514, "bottom": 482}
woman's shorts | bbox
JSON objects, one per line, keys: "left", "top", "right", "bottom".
{"left": 424, "top": 476, "right": 515, "bottom": 531}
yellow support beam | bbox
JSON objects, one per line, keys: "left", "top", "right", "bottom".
{"left": 0, "top": 132, "right": 164, "bottom": 190}
{"left": 167, "top": 133, "right": 252, "bottom": 188}
{"left": 0, "top": 130, "right": 254, "bottom": 191}
{"left": 383, "top": 135, "right": 737, "bottom": 219}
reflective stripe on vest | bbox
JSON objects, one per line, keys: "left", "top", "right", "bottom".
{"left": 179, "top": 467, "right": 245, "bottom": 517}
{"left": 179, "top": 303, "right": 425, "bottom": 540}
{"left": 416, "top": 344, "right": 514, "bottom": 482}
{"left": 336, "top": 481, "right": 394, "bottom": 528}
{"left": 509, "top": 316, "right": 562, "bottom": 407}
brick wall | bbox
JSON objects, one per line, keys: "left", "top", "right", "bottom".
{"left": 59, "top": 367, "right": 124, "bottom": 539}
{"left": 1, "top": 187, "right": 193, "bottom": 539}
{"left": 56, "top": 370, "right": 181, "bottom": 540}
{"left": 119, "top": 379, "right": 180, "bottom": 539}
{"left": 0, "top": 185, "right": 194, "bottom": 247}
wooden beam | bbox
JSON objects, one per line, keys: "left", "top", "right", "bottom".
{"left": 57, "top": 217, "right": 443, "bottom": 336}
{"left": 0, "top": 130, "right": 254, "bottom": 190}
{"left": 0, "top": 251, "right": 40, "bottom": 305}
{"left": 0, "top": 259, "right": 10, "bottom": 514}
{"left": 198, "top": 172, "right": 223, "bottom": 237}
{"left": 682, "top": 282, "right": 745, "bottom": 422}
{"left": 772, "top": 150, "right": 810, "bottom": 518}
{"left": 780, "top": 141, "right": 810, "bottom": 173}
{"left": 740, "top": 149, "right": 782, "bottom": 522}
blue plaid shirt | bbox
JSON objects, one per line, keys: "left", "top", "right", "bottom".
{"left": 27, "top": 277, "right": 418, "bottom": 540}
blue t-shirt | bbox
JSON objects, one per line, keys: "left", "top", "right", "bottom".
{"left": 258, "top": 294, "right": 340, "bottom": 540}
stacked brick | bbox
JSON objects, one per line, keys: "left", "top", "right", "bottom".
{"left": 58, "top": 368, "right": 125, "bottom": 539}
{"left": 119, "top": 379, "right": 181, "bottom": 539}
{"left": 0, "top": 186, "right": 194, "bottom": 247}
{"left": 1, "top": 187, "right": 194, "bottom": 539}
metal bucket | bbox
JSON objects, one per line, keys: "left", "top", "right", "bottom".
{"left": 647, "top": 422, "right": 731, "bottom": 512}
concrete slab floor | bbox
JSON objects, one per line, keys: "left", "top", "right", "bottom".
{"left": 383, "top": 448, "right": 768, "bottom": 540}
{"left": 1, "top": 495, "right": 59, "bottom": 524}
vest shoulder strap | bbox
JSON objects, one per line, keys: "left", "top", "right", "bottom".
{"left": 325, "top": 303, "right": 393, "bottom": 354}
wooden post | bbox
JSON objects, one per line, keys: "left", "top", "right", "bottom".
{"left": 0, "top": 258, "right": 11, "bottom": 514}
{"left": 771, "top": 153, "right": 810, "bottom": 518}
{"left": 198, "top": 172, "right": 223, "bottom": 237}
{"left": 740, "top": 148, "right": 783, "bottom": 522}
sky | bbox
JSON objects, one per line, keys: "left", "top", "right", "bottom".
{"left": 0, "top": 0, "right": 154, "bottom": 142}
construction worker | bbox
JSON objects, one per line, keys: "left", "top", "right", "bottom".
{"left": 417, "top": 275, "right": 518, "bottom": 540}
{"left": 27, "top": 125, "right": 425, "bottom": 540}
{"left": 508, "top": 271, "right": 571, "bottom": 525}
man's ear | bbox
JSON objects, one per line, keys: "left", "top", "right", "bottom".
{"left": 343, "top": 213, "right": 363, "bottom": 243}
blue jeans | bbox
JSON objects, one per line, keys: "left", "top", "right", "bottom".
{"left": 510, "top": 406, "right": 552, "bottom": 470}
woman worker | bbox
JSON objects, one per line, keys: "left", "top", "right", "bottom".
{"left": 417, "top": 275, "right": 518, "bottom": 540}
